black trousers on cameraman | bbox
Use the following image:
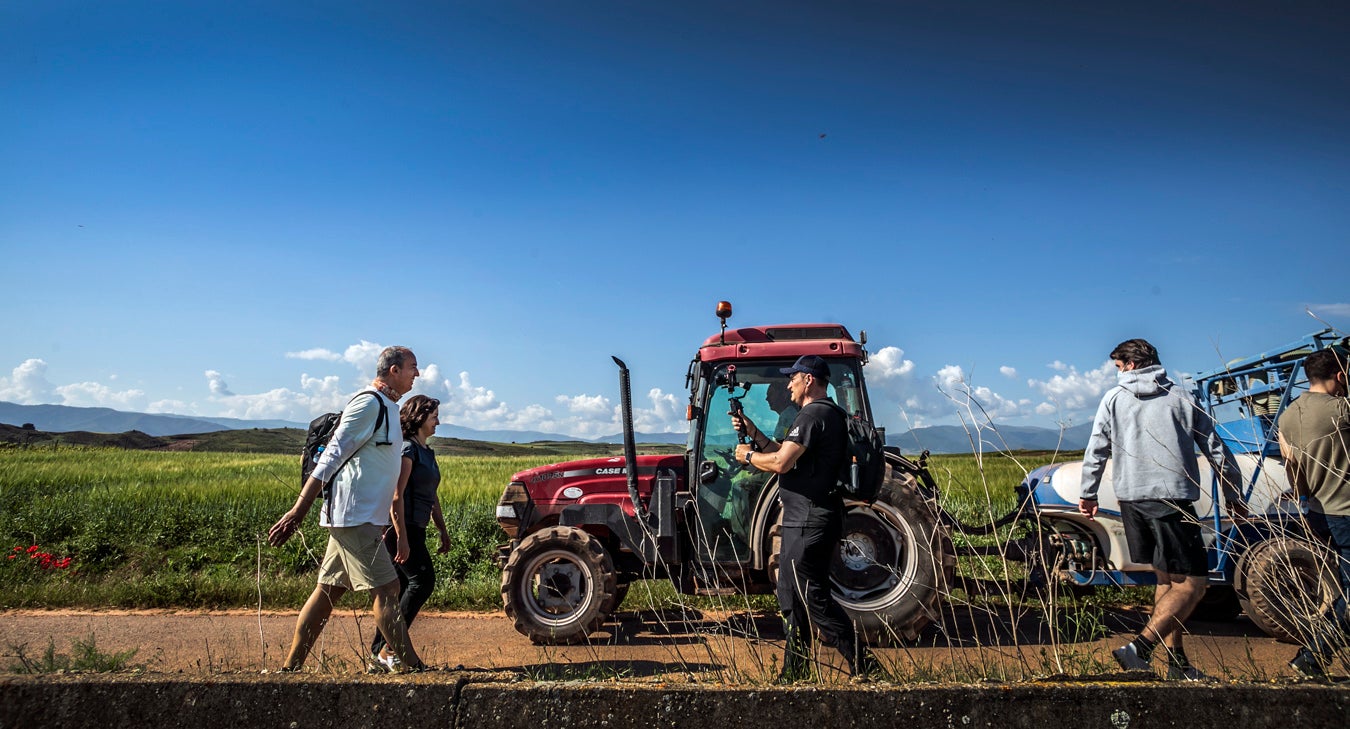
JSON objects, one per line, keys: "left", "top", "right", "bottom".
{"left": 777, "top": 513, "right": 865, "bottom": 678}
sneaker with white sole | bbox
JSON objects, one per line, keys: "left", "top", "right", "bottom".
{"left": 1167, "top": 664, "right": 1209, "bottom": 681}
{"left": 1289, "top": 648, "right": 1327, "bottom": 680}
{"left": 1112, "top": 643, "right": 1152, "bottom": 672}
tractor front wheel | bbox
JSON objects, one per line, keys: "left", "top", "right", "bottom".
{"left": 501, "top": 526, "right": 617, "bottom": 645}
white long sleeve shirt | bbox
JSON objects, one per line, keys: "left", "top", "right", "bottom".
{"left": 312, "top": 389, "right": 403, "bottom": 527}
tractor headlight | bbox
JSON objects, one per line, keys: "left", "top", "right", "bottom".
{"left": 496, "top": 481, "right": 531, "bottom": 539}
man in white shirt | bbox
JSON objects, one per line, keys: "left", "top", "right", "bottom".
{"left": 268, "top": 346, "right": 423, "bottom": 672}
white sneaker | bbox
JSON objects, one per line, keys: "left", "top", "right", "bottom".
{"left": 1112, "top": 643, "right": 1152, "bottom": 672}
{"left": 380, "top": 653, "right": 402, "bottom": 672}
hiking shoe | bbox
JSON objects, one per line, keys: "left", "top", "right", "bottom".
{"left": 1112, "top": 643, "right": 1152, "bottom": 672}
{"left": 1290, "top": 648, "right": 1327, "bottom": 680}
{"left": 1166, "top": 664, "right": 1209, "bottom": 681}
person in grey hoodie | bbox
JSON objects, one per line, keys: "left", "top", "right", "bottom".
{"left": 1078, "top": 338, "right": 1247, "bottom": 681}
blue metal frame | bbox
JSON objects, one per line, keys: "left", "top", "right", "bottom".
{"left": 1189, "top": 329, "right": 1348, "bottom": 579}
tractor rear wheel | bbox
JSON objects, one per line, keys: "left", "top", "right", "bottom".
{"left": 1236, "top": 535, "right": 1338, "bottom": 644}
{"left": 501, "top": 526, "right": 617, "bottom": 645}
{"left": 831, "top": 466, "right": 954, "bottom": 644}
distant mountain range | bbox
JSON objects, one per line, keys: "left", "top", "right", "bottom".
{"left": 0, "top": 402, "right": 302, "bottom": 437}
{"left": 0, "top": 401, "right": 686, "bottom": 445}
{"left": 0, "top": 401, "right": 1085, "bottom": 453}
{"left": 888, "top": 423, "right": 1092, "bottom": 454}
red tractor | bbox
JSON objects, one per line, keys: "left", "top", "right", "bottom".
{"left": 495, "top": 303, "right": 954, "bottom": 644}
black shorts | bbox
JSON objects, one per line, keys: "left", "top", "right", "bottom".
{"left": 1120, "top": 499, "right": 1209, "bottom": 577}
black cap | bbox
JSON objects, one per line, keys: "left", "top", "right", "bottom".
{"left": 780, "top": 355, "right": 830, "bottom": 381}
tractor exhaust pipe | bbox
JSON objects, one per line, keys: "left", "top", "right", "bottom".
{"left": 612, "top": 356, "right": 648, "bottom": 520}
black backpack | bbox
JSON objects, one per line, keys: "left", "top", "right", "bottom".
{"left": 301, "top": 390, "right": 390, "bottom": 518}
{"left": 808, "top": 400, "right": 887, "bottom": 502}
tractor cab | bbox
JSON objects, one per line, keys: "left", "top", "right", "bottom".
{"left": 684, "top": 303, "right": 875, "bottom": 566}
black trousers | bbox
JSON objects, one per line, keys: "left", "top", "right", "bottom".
{"left": 777, "top": 514, "right": 860, "bottom": 676}
{"left": 370, "top": 524, "right": 436, "bottom": 656}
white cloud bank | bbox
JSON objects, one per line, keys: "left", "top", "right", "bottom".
{"left": 1308, "top": 302, "right": 1350, "bottom": 318}
{"left": 199, "top": 345, "right": 689, "bottom": 438}
{"left": 1027, "top": 360, "right": 1117, "bottom": 416}
{"left": 4, "top": 340, "right": 1131, "bottom": 437}
{"left": 0, "top": 358, "right": 149, "bottom": 411}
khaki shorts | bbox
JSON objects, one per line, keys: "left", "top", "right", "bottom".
{"left": 317, "top": 524, "right": 398, "bottom": 591}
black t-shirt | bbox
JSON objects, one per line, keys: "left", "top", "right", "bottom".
{"left": 401, "top": 440, "right": 441, "bottom": 529}
{"left": 778, "top": 399, "right": 847, "bottom": 527}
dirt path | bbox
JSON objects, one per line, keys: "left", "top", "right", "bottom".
{"left": 0, "top": 606, "right": 1306, "bottom": 683}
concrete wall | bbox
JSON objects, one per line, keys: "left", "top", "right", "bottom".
{"left": 3, "top": 675, "right": 1347, "bottom": 729}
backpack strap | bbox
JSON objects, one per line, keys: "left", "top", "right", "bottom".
{"left": 803, "top": 398, "right": 848, "bottom": 419}
{"left": 325, "top": 390, "right": 391, "bottom": 521}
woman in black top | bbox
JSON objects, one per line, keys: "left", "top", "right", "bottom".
{"left": 371, "top": 394, "right": 452, "bottom": 670}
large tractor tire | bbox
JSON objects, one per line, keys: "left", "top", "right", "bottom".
{"left": 767, "top": 468, "right": 954, "bottom": 644}
{"left": 1235, "top": 535, "right": 1339, "bottom": 644}
{"left": 833, "top": 467, "right": 955, "bottom": 644}
{"left": 501, "top": 525, "right": 618, "bottom": 645}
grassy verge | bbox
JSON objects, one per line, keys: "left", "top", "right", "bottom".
{"left": 0, "top": 448, "right": 529, "bottom": 609}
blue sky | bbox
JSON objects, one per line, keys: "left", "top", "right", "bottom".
{"left": 2, "top": 1, "right": 1347, "bottom": 440}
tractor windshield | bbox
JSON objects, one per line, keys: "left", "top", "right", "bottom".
{"left": 693, "top": 358, "right": 868, "bottom": 564}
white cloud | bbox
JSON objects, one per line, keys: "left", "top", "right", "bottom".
{"left": 556, "top": 393, "right": 611, "bottom": 419}
{"left": 634, "top": 388, "right": 683, "bottom": 433}
{"left": 1028, "top": 360, "right": 1116, "bottom": 413}
{"left": 54, "top": 381, "right": 146, "bottom": 409}
{"left": 936, "top": 364, "right": 965, "bottom": 389}
{"left": 0, "top": 359, "right": 56, "bottom": 404}
{"left": 871, "top": 346, "right": 916, "bottom": 378}
{"left": 931, "top": 364, "right": 1027, "bottom": 419}
{"left": 147, "top": 399, "right": 189, "bottom": 414}
{"left": 205, "top": 370, "right": 234, "bottom": 397}
{"left": 864, "top": 344, "right": 1031, "bottom": 428}
{"left": 1, "top": 358, "right": 150, "bottom": 410}
{"left": 1309, "top": 302, "right": 1350, "bottom": 318}
{"left": 399, "top": 363, "right": 688, "bottom": 439}
{"left": 342, "top": 341, "right": 385, "bottom": 372}
{"left": 999, "top": 366, "right": 1018, "bottom": 379}
{"left": 286, "top": 348, "right": 342, "bottom": 361}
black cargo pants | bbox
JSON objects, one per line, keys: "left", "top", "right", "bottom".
{"left": 777, "top": 511, "right": 861, "bottom": 678}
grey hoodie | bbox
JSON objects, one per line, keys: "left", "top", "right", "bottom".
{"left": 1080, "top": 364, "right": 1242, "bottom": 502}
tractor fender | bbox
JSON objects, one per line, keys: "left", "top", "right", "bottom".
{"left": 558, "top": 503, "right": 647, "bottom": 556}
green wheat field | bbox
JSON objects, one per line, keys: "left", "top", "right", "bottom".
{"left": 0, "top": 445, "right": 1069, "bottom": 611}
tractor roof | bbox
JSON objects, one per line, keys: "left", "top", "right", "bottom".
{"left": 698, "top": 323, "right": 865, "bottom": 363}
